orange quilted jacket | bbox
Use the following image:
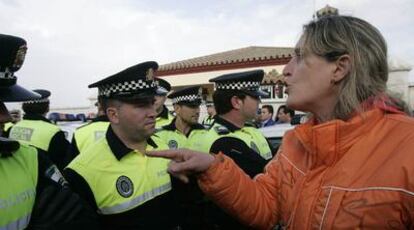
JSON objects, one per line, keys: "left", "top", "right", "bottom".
{"left": 198, "top": 108, "right": 414, "bottom": 229}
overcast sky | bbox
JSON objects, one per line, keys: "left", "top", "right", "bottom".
{"left": 1, "top": 0, "right": 413, "bottom": 108}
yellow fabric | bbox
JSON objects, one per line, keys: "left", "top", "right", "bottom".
{"left": 9, "top": 120, "right": 60, "bottom": 151}
{"left": 0, "top": 144, "right": 38, "bottom": 229}
{"left": 74, "top": 121, "right": 109, "bottom": 153}
{"left": 67, "top": 135, "right": 171, "bottom": 215}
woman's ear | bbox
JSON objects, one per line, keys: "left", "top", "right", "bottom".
{"left": 332, "top": 54, "right": 351, "bottom": 83}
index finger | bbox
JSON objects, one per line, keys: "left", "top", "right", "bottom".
{"left": 146, "top": 149, "right": 184, "bottom": 161}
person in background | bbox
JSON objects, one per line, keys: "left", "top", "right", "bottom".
{"left": 156, "top": 86, "right": 205, "bottom": 150}
{"left": 259, "top": 104, "right": 275, "bottom": 127}
{"left": 154, "top": 77, "right": 174, "bottom": 129}
{"left": 70, "top": 100, "right": 109, "bottom": 158}
{"left": 64, "top": 61, "right": 181, "bottom": 229}
{"left": 275, "top": 104, "right": 295, "bottom": 124}
{"left": 148, "top": 15, "right": 414, "bottom": 229}
{"left": 8, "top": 89, "right": 71, "bottom": 170}
{"left": 155, "top": 86, "right": 207, "bottom": 229}
{"left": 0, "top": 33, "right": 98, "bottom": 230}
{"left": 186, "top": 70, "right": 272, "bottom": 230}
{"left": 202, "top": 100, "right": 216, "bottom": 128}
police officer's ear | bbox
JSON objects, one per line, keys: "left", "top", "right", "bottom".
{"left": 173, "top": 104, "right": 180, "bottom": 114}
{"left": 106, "top": 106, "right": 120, "bottom": 124}
{"left": 230, "top": 95, "right": 243, "bottom": 110}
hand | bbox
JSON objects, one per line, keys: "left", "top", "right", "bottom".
{"left": 30, "top": 186, "right": 83, "bottom": 229}
{"left": 146, "top": 148, "right": 215, "bottom": 183}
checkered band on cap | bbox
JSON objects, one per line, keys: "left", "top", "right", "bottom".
{"left": 215, "top": 81, "right": 260, "bottom": 91}
{"left": 172, "top": 94, "right": 202, "bottom": 104}
{"left": 0, "top": 68, "right": 16, "bottom": 80}
{"left": 24, "top": 98, "right": 49, "bottom": 104}
{"left": 98, "top": 79, "right": 157, "bottom": 97}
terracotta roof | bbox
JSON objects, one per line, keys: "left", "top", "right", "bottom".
{"left": 157, "top": 46, "right": 293, "bottom": 76}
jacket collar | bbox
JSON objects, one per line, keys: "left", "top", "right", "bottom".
{"left": 214, "top": 116, "right": 241, "bottom": 132}
{"left": 162, "top": 118, "right": 205, "bottom": 137}
{"left": 92, "top": 115, "right": 109, "bottom": 122}
{"left": 157, "top": 105, "right": 170, "bottom": 119}
{"left": 106, "top": 125, "right": 157, "bottom": 161}
{"left": 23, "top": 114, "right": 51, "bottom": 123}
{"left": 293, "top": 108, "right": 390, "bottom": 168}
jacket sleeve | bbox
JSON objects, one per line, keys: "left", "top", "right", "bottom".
{"left": 198, "top": 153, "right": 281, "bottom": 230}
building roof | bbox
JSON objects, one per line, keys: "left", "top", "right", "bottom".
{"left": 157, "top": 46, "right": 293, "bottom": 76}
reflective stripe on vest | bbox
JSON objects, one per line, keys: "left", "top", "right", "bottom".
{"left": 74, "top": 121, "right": 109, "bottom": 153}
{"left": 0, "top": 213, "right": 31, "bottom": 230}
{"left": 0, "top": 144, "right": 38, "bottom": 229}
{"left": 99, "top": 182, "right": 171, "bottom": 215}
{"left": 9, "top": 120, "right": 60, "bottom": 151}
{"left": 67, "top": 134, "right": 171, "bottom": 216}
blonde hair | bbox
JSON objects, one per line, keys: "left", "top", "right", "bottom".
{"left": 301, "top": 15, "right": 409, "bottom": 119}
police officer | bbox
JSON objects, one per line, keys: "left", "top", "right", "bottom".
{"left": 156, "top": 86, "right": 205, "bottom": 149}
{"left": 201, "top": 101, "right": 216, "bottom": 128}
{"left": 64, "top": 61, "right": 181, "bottom": 229}
{"left": 186, "top": 70, "right": 273, "bottom": 230}
{"left": 8, "top": 89, "right": 71, "bottom": 170}
{"left": 154, "top": 77, "right": 174, "bottom": 128}
{"left": 0, "top": 33, "right": 98, "bottom": 230}
{"left": 70, "top": 99, "right": 109, "bottom": 158}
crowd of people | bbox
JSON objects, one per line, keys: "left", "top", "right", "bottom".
{"left": 1, "top": 14, "right": 414, "bottom": 230}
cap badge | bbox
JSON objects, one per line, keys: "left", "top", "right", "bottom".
{"left": 146, "top": 68, "right": 154, "bottom": 81}
{"left": 13, "top": 44, "right": 27, "bottom": 70}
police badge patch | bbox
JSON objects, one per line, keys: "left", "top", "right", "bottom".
{"left": 250, "top": 141, "right": 260, "bottom": 154}
{"left": 146, "top": 68, "right": 154, "bottom": 81}
{"left": 168, "top": 140, "right": 178, "bottom": 149}
{"left": 116, "top": 176, "right": 134, "bottom": 198}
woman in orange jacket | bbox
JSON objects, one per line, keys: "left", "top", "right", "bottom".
{"left": 148, "top": 15, "right": 414, "bottom": 229}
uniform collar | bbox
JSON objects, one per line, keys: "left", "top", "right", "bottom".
{"left": 157, "top": 105, "right": 170, "bottom": 119}
{"left": 23, "top": 114, "right": 51, "bottom": 123}
{"left": 92, "top": 115, "right": 109, "bottom": 122}
{"left": 106, "top": 125, "right": 157, "bottom": 161}
{"left": 214, "top": 115, "right": 241, "bottom": 132}
{"left": 162, "top": 118, "right": 205, "bottom": 136}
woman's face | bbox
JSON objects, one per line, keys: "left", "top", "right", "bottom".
{"left": 282, "top": 39, "right": 338, "bottom": 114}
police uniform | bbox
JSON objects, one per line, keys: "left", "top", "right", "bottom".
{"left": 155, "top": 77, "right": 175, "bottom": 129}
{"left": 70, "top": 114, "right": 109, "bottom": 157}
{"left": 201, "top": 101, "right": 215, "bottom": 128}
{"left": 64, "top": 61, "right": 180, "bottom": 229}
{"left": 0, "top": 34, "right": 98, "bottom": 230}
{"left": 187, "top": 70, "right": 273, "bottom": 230}
{"left": 9, "top": 89, "right": 71, "bottom": 170}
{"left": 155, "top": 86, "right": 206, "bottom": 149}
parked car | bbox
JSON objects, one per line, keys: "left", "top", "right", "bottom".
{"left": 260, "top": 123, "right": 294, "bottom": 152}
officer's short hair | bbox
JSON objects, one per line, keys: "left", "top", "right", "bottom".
{"left": 213, "top": 90, "right": 246, "bottom": 115}
{"left": 22, "top": 101, "right": 49, "bottom": 115}
{"left": 100, "top": 95, "right": 155, "bottom": 114}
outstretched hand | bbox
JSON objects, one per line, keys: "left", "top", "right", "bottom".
{"left": 146, "top": 148, "right": 215, "bottom": 183}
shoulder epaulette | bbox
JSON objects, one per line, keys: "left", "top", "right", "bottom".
{"left": 0, "top": 137, "right": 20, "bottom": 157}
{"left": 214, "top": 125, "right": 230, "bottom": 135}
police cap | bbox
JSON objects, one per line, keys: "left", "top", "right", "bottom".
{"left": 23, "top": 89, "right": 51, "bottom": 104}
{"left": 168, "top": 86, "right": 202, "bottom": 106}
{"left": 209, "top": 70, "right": 268, "bottom": 98}
{"left": 88, "top": 61, "right": 158, "bottom": 99}
{"left": 0, "top": 34, "right": 40, "bottom": 102}
{"left": 155, "top": 77, "right": 171, "bottom": 96}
